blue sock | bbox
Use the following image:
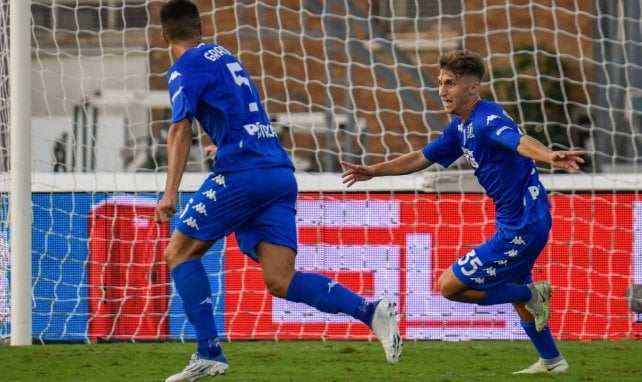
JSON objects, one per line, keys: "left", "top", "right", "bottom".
{"left": 478, "top": 283, "right": 532, "bottom": 305}
{"left": 286, "top": 271, "right": 376, "bottom": 325}
{"left": 521, "top": 320, "right": 561, "bottom": 359}
{"left": 172, "top": 259, "right": 222, "bottom": 360}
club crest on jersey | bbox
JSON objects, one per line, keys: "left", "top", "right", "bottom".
{"left": 466, "top": 123, "right": 474, "bottom": 139}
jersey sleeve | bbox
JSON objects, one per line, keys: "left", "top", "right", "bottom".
{"left": 478, "top": 117, "right": 523, "bottom": 151}
{"left": 167, "top": 64, "right": 205, "bottom": 124}
{"left": 169, "top": 85, "right": 193, "bottom": 123}
{"left": 421, "top": 123, "right": 463, "bottom": 168}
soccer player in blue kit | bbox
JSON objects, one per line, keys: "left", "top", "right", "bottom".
{"left": 342, "top": 50, "right": 585, "bottom": 374}
{"left": 154, "top": 1, "right": 401, "bottom": 381}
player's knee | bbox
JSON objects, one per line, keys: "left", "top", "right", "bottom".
{"left": 163, "top": 246, "right": 180, "bottom": 270}
{"left": 263, "top": 274, "right": 289, "bottom": 298}
{"left": 438, "top": 271, "right": 459, "bottom": 300}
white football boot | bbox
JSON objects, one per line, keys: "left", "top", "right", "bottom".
{"left": 370, "top": 299, "right": 402, "bottom": 364}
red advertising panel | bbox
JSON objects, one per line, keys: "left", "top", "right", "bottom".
{"left": 88, "top": 197, "right": 170, "bottom": 341}
{"left": 224, "top": 193, "right": 642, "bottom": 340}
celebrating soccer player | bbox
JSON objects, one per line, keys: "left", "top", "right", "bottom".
{"left": 155, "top": 1, "right": 401, "bottom": 381}
{"left": 342, "top": 49, "right": 585, "bottom": 374}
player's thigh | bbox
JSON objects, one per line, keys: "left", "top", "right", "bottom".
{"left": 452, "top": 216, "right": 551, "bottom": 290}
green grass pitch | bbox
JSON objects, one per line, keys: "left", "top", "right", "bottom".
{"left": 2, "top": 340, "right": 641, "bottom": 381}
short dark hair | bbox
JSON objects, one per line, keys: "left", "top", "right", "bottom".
{"left": 160, "top": 0, "right": 201, "bottom": 42}
{"left": 439, "top": 50, "right": 485, "bottom": 81}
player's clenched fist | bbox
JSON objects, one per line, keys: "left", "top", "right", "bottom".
{"left": 154, "top": 195, "right": 177, "bottom": 223}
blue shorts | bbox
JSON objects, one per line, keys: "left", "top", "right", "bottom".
{"left": 452, "top": 212, "right": 552, "bottom": 290}
{"left": 175, "top": 167, "right": 298, "bottom": 261}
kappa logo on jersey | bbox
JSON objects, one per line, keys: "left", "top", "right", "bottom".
{"left": 496, "top": 125, "right": 511, "bottom": 136}
{"left": 168, "top": 70, "right": 181, "bottom": 83}
{"left": 199, "top": 297, "right": 212, "bottom": 305}
{"left": 486, "top": 114, "right": 499, "bottom": 125}
{"left": 213, "top": 174, "right": 226, "bottom": 187}
{"left": 192, "top": 202, "right": 208, "bottom": 216}
{"left": 183, "top": 217, "right": 200, "bottom": 230}
{"left": 202, "top": 189, "right": 217, "bottom": 201}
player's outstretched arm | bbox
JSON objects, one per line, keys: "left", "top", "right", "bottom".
{"left": 341, "top": 150, "right": 432, "bottom": 188}
{"left": 517, "top": 135, "right": 585, "bottom": 174}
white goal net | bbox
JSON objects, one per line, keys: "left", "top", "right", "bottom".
{"left": 1, "top": 0, "right": 641, "bottom": 343}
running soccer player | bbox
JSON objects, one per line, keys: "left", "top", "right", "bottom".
{"left": 342, "top": 49, "right": 585, "bottom": 374}
{"left": 155, "top": 1, "right": 401, "bottom": 381}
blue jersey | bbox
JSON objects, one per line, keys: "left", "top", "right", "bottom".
{"left": 422, "top": 100, "right": 550, "bottom": 229}
{"left": 166, "top": 43, "right": 293, "bottom": 173}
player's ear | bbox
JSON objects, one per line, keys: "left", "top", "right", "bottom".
{"left": 161, "top": 30, "right": 170, "bottom": 44}
{"left": 469, "top": 80, "right": 480, "bottom": 94}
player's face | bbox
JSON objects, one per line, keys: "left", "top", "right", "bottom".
{"left": 437, "top": 69, "right": 478, "bottom": 117}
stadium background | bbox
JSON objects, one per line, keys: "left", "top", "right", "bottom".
{"left": 0, "top": 0, "right": 641, "bottom": 344}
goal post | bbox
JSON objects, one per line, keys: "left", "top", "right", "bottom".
{"left": 1, "top": 0, "right": 642, "bottom": 344}
{"left": 8, "top": 0, "right": 32, "bottom": 346}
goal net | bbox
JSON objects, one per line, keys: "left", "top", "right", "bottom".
{"left": 1, "top": 0, "right": 641, "bottom": 344}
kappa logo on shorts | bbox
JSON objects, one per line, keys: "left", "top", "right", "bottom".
{"left": 192, "top": 202, "right": 208, "bottom": 216}
{"left": 202, "top": 189, "right": 217, "bottom": 201}
{"left": 510, "top": 236, "right": 526, "bottom": 245}
{"left": 213, "top": 174, "right": 226, "bottom": 187}
{"left": 484, "top": 267, "right": 497, "bottom": 277}
{"left": 504, "top": 249, "right": 519, "bottom": 258}
{"left": 494, "top": 259, "right": 508, "bottom": 266}
{"left": 183, "top": 217, "right": 200, "bottom": 230}
{"left": 472, "top": 277, "right": 485, "bottom": 284}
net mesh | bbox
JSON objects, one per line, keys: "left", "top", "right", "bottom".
{"left": 0, "top": 0, "right": 641, "bottom": 343}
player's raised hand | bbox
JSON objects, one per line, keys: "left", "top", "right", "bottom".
{"left": 549, "top": 150, "right": 585, "bottom": 173}
{"left": 341, "top": 161, "right": 375, "bottom": 188}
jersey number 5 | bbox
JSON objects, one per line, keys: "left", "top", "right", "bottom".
{"left": 226, "top": 62, "right": 258, "bottom": 112}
